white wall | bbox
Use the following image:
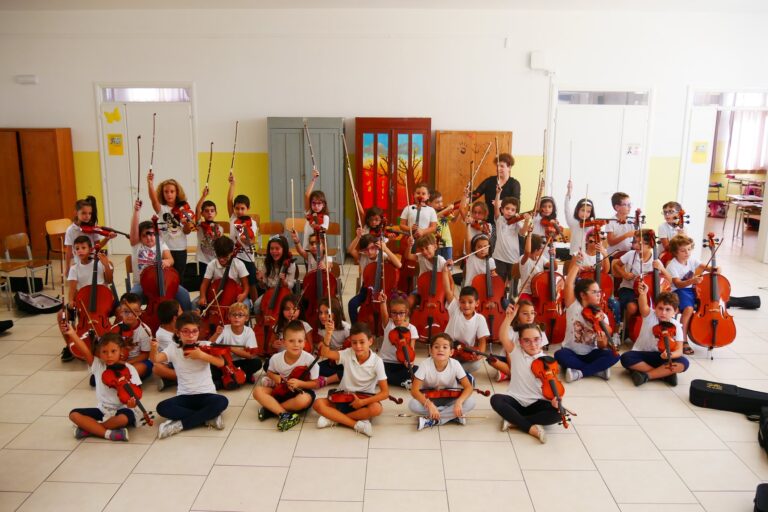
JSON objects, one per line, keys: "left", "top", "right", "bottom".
{"left": 1, "top": 8, "right": 767, "bottom": 156}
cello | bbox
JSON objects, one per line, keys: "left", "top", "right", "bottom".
{"left": 409, "top": 256, "right": 449, "bottom": 342}
{"left": 357, "top": 235, "right": 399, "bottom": 336}
{"left": 255, "top": 258, "right": 294, "bottom": 357}
{"left": 530, "top": 356, "right": 571, "bottom": 428}
{"left": 301, "top": 227, "right": 337, "bottom": 329}
{"left": 530, "top": 240, "right": 566, "bottom": 344}
{"left": 74, "top": 238, "right": 114, "bottom": 341}
{"left": 472, "top": 255, "right": 505, "bottom": 342}
{"left": 140, "top": 216, "right": 181, "bottom": 332}
{"left": 688, "top": 233, "right": 736, "bottom": 355}
{"left": 199, "top": 248, "right": 243, "bottom": 339}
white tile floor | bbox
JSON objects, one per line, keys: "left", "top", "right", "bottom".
{"left": 0, "top": 216, "right": 766, "bottom": 511}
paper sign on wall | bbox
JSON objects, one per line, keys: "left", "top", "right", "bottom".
{"left": 691, "top": 141, "right": 709, "bottom": 164}
{"left": 107, "top": 133, "right": 124, "bottom": 156}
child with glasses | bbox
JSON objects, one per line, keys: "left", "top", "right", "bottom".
{"left": 210, "top": 302, "right": 262, "bottom": 386}
{"left": 128, "top": 199, "right": 192, "bottom": 311}
{"left": 303, "top": 168, "right": 331, "bottom": 248}
{"left": 554, "top": 252, "right": 620, "bottom": 382}
{"left": 658, "top": 201, "right": 686, "bottom": 265}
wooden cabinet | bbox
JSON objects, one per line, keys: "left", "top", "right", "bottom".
{"left": 435, "top": 130, "right": 513, "bottom": 258}
{"left": 355, "top": 118, "right": 431, "bottom": 223}
{"left": 0, "top": 128, "right": 76, "bottom": 257}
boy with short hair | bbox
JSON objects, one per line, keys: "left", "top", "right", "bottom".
{"left": 605, "top": 192, "right": 635, "bottom": 257}
{"left": 227, "top": 174, "right": 259, "bottom": 301}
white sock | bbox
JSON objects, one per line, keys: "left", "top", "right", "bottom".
{"left": 104, "top": 429, "right": 113, "bottom": 439}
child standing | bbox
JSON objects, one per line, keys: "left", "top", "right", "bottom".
{"left": 409, "top": 333, "right": 476, "bottom": 430}
{"left": 445, "top": 286, "right": 489, "bottom": 375}
{"left": 491, "top": 311, "right": 559, "bottom": 443}
{"left": 564, "top": 179, "right": 595, "bottom": 258}
{"left": 253, "top": 319, "right": 319, "bottom": 431}
{"left": 210, "top": 302, "right": 262, "bottom": 385}
{"left": 621, "top": 282, "right": 689, "bottom": 386}
{"left": 401, "top": 183, "right": 438, "bottom": 241}
{"left": 313, "top": 322, "right": 390, "bottom": 437}
{"left": 150, "top": 313, "right": 229, "bottom": 438}
{"left": 666, "top": 234, "right": 711, "bottom": 354}
{"left": 64, "top": 326, "right": 137, "bottom": 442}
{"left": 492, "top": 191, "right": 531, "bottom": 283}
{"left": 147, "top": 174, "right": 191, "bottom": 278}
{"left": 659, "top": 201, "right": 686, "bottom": 252}
{"left": 555, "top": 252, "right": 620, "bottom": 382}
{"left": 531, "top": 196, "right": 558, "bottom": 237}
{"left": 304, "top": 169, "right": 331, "bottom": 248}
{"left": 429, "top": 189, "right": 460, "bottom": 261}
{"left": 462, "top": 234, "right": 496, "bottom": 287}
{"left": 194, "top": 187, "right": 224, "bottom": 277}
{"left": 605, "top": 192, "right": 635, "bottom": 258}
{"left": 227, "top": 174, "right": 259, "bottom": 301}
{"left": 64, "top": 196, "right": 114, "bottom": 272}
{"left": 465, "top": 200, "right": 493, "bottom": 248}
{"left": 254, "top": 236, "right": 296, "bottom": 314}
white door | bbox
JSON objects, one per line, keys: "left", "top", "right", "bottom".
{"left": 98, "top": 102, "right": 196, "bottom": 254}
{"left": 550, "top": 104, "right": 649, "bottom": 225}
{"left": 678, "top": 106, "right": 717, "bottom": 260}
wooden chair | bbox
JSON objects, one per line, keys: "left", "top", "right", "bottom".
{"left": 124, "top": 255, "right": 133, "bottom": 293}
{"left": 216, "top": 221, "right": 230, "bottom": 234}
{"left": 4, "top": 233, "right": 53, "bottom": 292}
{"left": 45, "top": 218, "right": 71, "bottom": 284}
{"left": 284, "top": 217, "right": 306, "bottom": 235}
{"left": 258, "top": 221, "right": 285, "bottom": 256}
{"left": 326, "top": 222, "right": 342, "bottom": 258}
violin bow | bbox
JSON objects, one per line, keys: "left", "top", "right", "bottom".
{"left": 494, "top": 136, "right": 500, "bottom": 184}
{"left": 510, "top": 233, "right": 555, "bottom": 305}
{"left": 200, "top": 288, "right": 225, "bottom": 317}
{"left": 290, "top": 178, "right": 295, "bottom": 232}
{"left": 136, "top": 135, "right": 142, "bottom": 202}
{"left": 450, "top": 246, "right": 487, "bottom": 266}
{"left": 471, "top": 141, "right": 493, "bottom": 186}
{"left": 229, "top": 120, "right": 239, "bottom": 179}
{"left": 205, "top": 142, "right": 214, "bottom": 189}
{"left": 78, "top": 299, "right": 99, "bottom": 333}
{"left": 342, "top": 134, "right": 364, "bottom": 227}
{"left": 395, "top": 413, "right": 489, "bottom": 419}
{"left": 149, "top": 113, "right": 157, "bottom": 176}
{"left": 303, "top": 119, "right": 318, "bottom": 175}
{"left": 323, "top": 232, "right": 333, "bottom": 309}
{"left": 120, "top": 300, "right": 153, "bottom": 339}
{"left": 580, "top": 185, "right": 589, "bottom": 254}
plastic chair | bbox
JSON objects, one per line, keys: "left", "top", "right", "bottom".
{"left": 258, "top": 222, "right": 285, "bottom": 256}
{"left": 4, "top": 233, "right": 53, "bottom": 292}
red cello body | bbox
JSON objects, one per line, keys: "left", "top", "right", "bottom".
{"left": 73, "top": 241, "right": 114, "bottom": 359}
{"left": 357, "top": 252, "right": 399, "bottom": 337}
{"left": 199, "top": 278, "right": 242, "bottom": 340}
{"left": 531, "top": 250, "right": 566, "bottom": 344}
{"left": 578, "top": 252, "right": 616, "bottom": 332}
{"left": 472, "top": 258, "right": 505, "bottom": 342}
{"left": 530, "top": 356, "right": 570, "bottom": 428}
{"left": 689, "top": 233, "right": 736, "bottom": 352}
{"left": 302, "top": 269, "right": 337, "bottom": 330}
{"left": 410, "top": 257, "right": 448, "bottom": 342}
{"left": 141, "top": 216, "right": 180, "bottom": 332}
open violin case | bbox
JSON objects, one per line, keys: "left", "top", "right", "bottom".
{"left": 14, "top": 292, "right": 62, "bottom": 315}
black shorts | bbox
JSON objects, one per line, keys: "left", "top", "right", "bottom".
{"left": 71, "top": 407, "right": 136, "bottom": 427}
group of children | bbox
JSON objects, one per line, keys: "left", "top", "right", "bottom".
{"left": 59, "top": 152, "right": 718, "bottom": 444}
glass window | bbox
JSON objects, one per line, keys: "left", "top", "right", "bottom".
{"left": 102, "top": 87, "right": 190, "bottom": 102}
{"left": 558, "top": 91, "right": 648, "bottom": 105}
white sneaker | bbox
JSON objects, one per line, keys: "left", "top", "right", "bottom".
{"left": 565, "top": 368, "right": 583, "bottom": 383}
{"left": 317, "top": 416, "right": 337, "bottom": 429}
{"left": 400, "top": 379, "right": 412, "bottom": 391}
{"left": 353, "top": 420, "right": 373, "bottom": 437}
{"left": 418, "top": 417, "right": 438, "bottom": 431}
{"left": 501, "top": 420, "right": 512, "bottom": 432}
{"left": 455, "top": 417, "right": 467, "bottom": 426}
{"left": 205, "top": 415, "right": 225, "bottom": 430}
{"left": 595, "top": 368, "right": 611, "bottom": 380}
{"left": 533, "top": 424, "right": 547, "bottom": 444}
{"left": 158, "top": 420, "right": 183, "bottom": 439}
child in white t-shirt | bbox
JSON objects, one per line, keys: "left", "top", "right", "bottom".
{"left": 462, "top": 234, "right": 496, "bottom": 287}
{"left": 409, "top": 333, "right": 476, "bottom": 430}
{"left": 400, "top": 183, "right": 438, "bottom": 240}
{"left": 317, "top": 298, "right": 351, "bottom": 387}
{"left": 66, "top": 235, "right": 113, "bottom": 309}
{"left": 197, "top": 236, "right": 250, "bottom": 309}
{"left": 445, "top": 287, "right": 489, "bottom": 375}
{"left": 493, "top": 193, "right": 531, "bottom": 283}
{"left": 210, "top": 302, "right": 262, "bottom": 386}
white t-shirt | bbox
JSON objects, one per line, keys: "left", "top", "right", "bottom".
{"left": 463, "top": 255, "right": 496, "bottom": 288}
{"left": 318, "top": 321, "right": 351, "bottom": 351}
{"left": 64, "top": 224, "right": 102, "bottom": 259}
{"left": 337, "top": 348, "right": 388, "bottom": 395}
{"left": 633, "top": 311, "right": 684, "bottom": 352}
{"left": 217, "top": 325, "right": 257, "bottom": 360}
{"left": 303, "top": 213, "right": 330, "bottom": 248}
{"left": 267, "top": 350, "right": 319, "bottom": 379}
{"left": 417, "top": 254, "right": 446, "bottom": 276}
{"left": 519, "top": 256, "right": 547, "bottom": 295}
{"left": 505, "top": 342, "right": 546, "bottom": 407}
{"left": 359, "top": 251, "right": 389, "bottom": 275}
{"left": 67, "top": 259, "right": 107, "bottom": 290}
{"left": 666, "top": 257, "right": 700, "bottom": 290}
{"left": 264, "top": 261, "right": 297, "bottom": 289}
{"left": 618, "top": 250, "right": 654, "bottom": 290}
{"left": 380, "top": 320, "right": 419, "bottom": 363}
{"left": 414, "top": 357, "right": 467, "bottom": 389}
{"left": 132, "top": 241, "right": 170, "bottom": 283}
{"left": 156, "top": 327, "right": 175, "bottom": 352}
{"left": 204, "top": 257, "right": 249, "bottom": 282}
{"left": 162, "top": 342, "right": 217, "bottom": 395}
{"left": 562, "top": 301, "right": 605, "bottom": 356}
{"left": 230, "top": 215, "right": 259, "bottom": 263}
{"left": 605, "top": 218, "right": 634, "bottom": 255}
{"left": 445, "top": 299, "right": 489, "bottom": 346}
{"left": 493, "top": 217, "right": 522, "bottom": 264}
{"left": 531, "top": 214, "right": 547, "bottom": 237}
{"left": 91, "top": 358, "right": 141, "bottom": 416}
{"left": 658, "top": 222, "right": 683, "bottom": 241}
{"left": 400, "top": 205, "right": 437, "bottom": 231}
{"left": 196, "top": 221, "right": 223, "bottom": 265}
{"left": 467, "top": 223, "right": 493, "bottom": 242}
{"left": 564, "top": 195, "right": 588, "bottom": 256}
{"left": 112, "top": 322, "right": 152, "bottom": 360}
{"left": 159, "top": 204, "right": 188, "bottom": 251}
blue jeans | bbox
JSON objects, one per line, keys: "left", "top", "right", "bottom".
{"left": 130, "top": 283, "right": 192, "bottom": 312}
{"left": 554, "top": 347, "right": 619, "bottom": 377}
{"left": 437, "top": 247, "right": 453, "bottom": 261}
{"left": 348, "top": 287, "right": 367, "bottom": 323}
{"left": 620, "top": 350, "right": 690, "bottom": 371}
{"left": 156, "top": 393, "right": 228, "bottom": 430}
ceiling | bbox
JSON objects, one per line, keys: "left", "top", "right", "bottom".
{"left": 1, "top": 0, "right": 766, "bottom": 11}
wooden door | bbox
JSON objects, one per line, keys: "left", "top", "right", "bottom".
{"left": 435, "top": 131, "right": 513, "bottom": 257}
{"left": 268, "top": 118, "right": 344, "bottom": 247}
{"left": 356, "top": 118, "right": 431, "bottom": 224}
{"left": 0, "top": 131, "right": 27, "bottom": 245}
{"left": 19, "top": 129, "right": 75, "bottom": 255}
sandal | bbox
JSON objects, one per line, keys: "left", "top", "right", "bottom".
{"left": 683, "top": 341, "right": 694, "bottom": 355}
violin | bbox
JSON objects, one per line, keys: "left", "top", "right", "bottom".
{"left": 272, "top": 354, "right": 321, "bottom": 401}
{"left": 688, "top": 233, "right": 736, "bottom": 353}
{"left": 170, "top": 201, "right": 196, "bottom": 232}
{"left": 468, "top": 219, "right": 492, "bottom": 235}
{"left": 539, "top": 218, "right": 564, "bottom": 238}
{"left": 200, "top": 248, "right": 243, "bottom": 340}
{"left": 256, "top": 257, "right": 294, "bottom": 356}
{"left": 409, "top": 256, "right": 448, "bottom": 342}
{"left": 140, "top": 216, "right": 180, "bottom": 332}
{"left": 582, "top": 305, "right": 617, "bottom": 356}
{"left": 233, "top": 216, "right": 257, "bottom": 255}
{"left": 422, "top": 387, "right": 491, "bottom": 406}
{"left": 531, "top": 243, "right": 566, "bottom": 344}
{"left": 452, "top": 340, "right": 498, "bottom": 364}
{"left": 198, "top": 220, "right": 223, "bottom": 240}
{"left": 80, "top": 223, "right": 130, "bottom": 239}
{"left": 389, "top": 326, "right": 415, "bottom": 369}
{"left": 653, "top": 321, "right": 680, "bottom": 370}
{"left": 182, "top": 342, "right": 247, "bottom": 390}
{"left": 579, "top": 219, "right": 609, "bottom": 230}
{"left": 357, "top": 234, "right": 399, "bottom": 336}
{"left": 327, "top": 388, "right": 403, "bottom": 405}
{"left": 101, "top": 363, "right": 154, "bottom": 426}
{"left": 530, "top": 356, "right": 570, "bottom": 428}
{"left": 74, "top": 239, "right": 113, "bottom": 340}
{"left": 472, "top": 256, "right": 505, "bottom": 342}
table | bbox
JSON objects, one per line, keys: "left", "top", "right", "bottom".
{"left": 730, "top": 200, "right": 763, "bottom": 245}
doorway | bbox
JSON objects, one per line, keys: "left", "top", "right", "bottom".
{"left": 95, "top": 85, "right": 197, "bottom": 254}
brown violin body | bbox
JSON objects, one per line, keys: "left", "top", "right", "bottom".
{"left": 689, "top": 233, "right": 735, "bottom": 351}
{"left": 199, "top": 277, "right": 242, "bottom": 339}
{"left": 530, "top": 355, "right": 570, "bottom": 428}
{"left": 141, "top": 216, "right": 180, "bottom": 332}
{"left": 327, "top": 388, "right": 403, "bottom": 404}
{"left": 389, "top": 326, "right": 415, "bottom": 367}
{"left": 410, "top": 259, "right": 448, "bottom": 342}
